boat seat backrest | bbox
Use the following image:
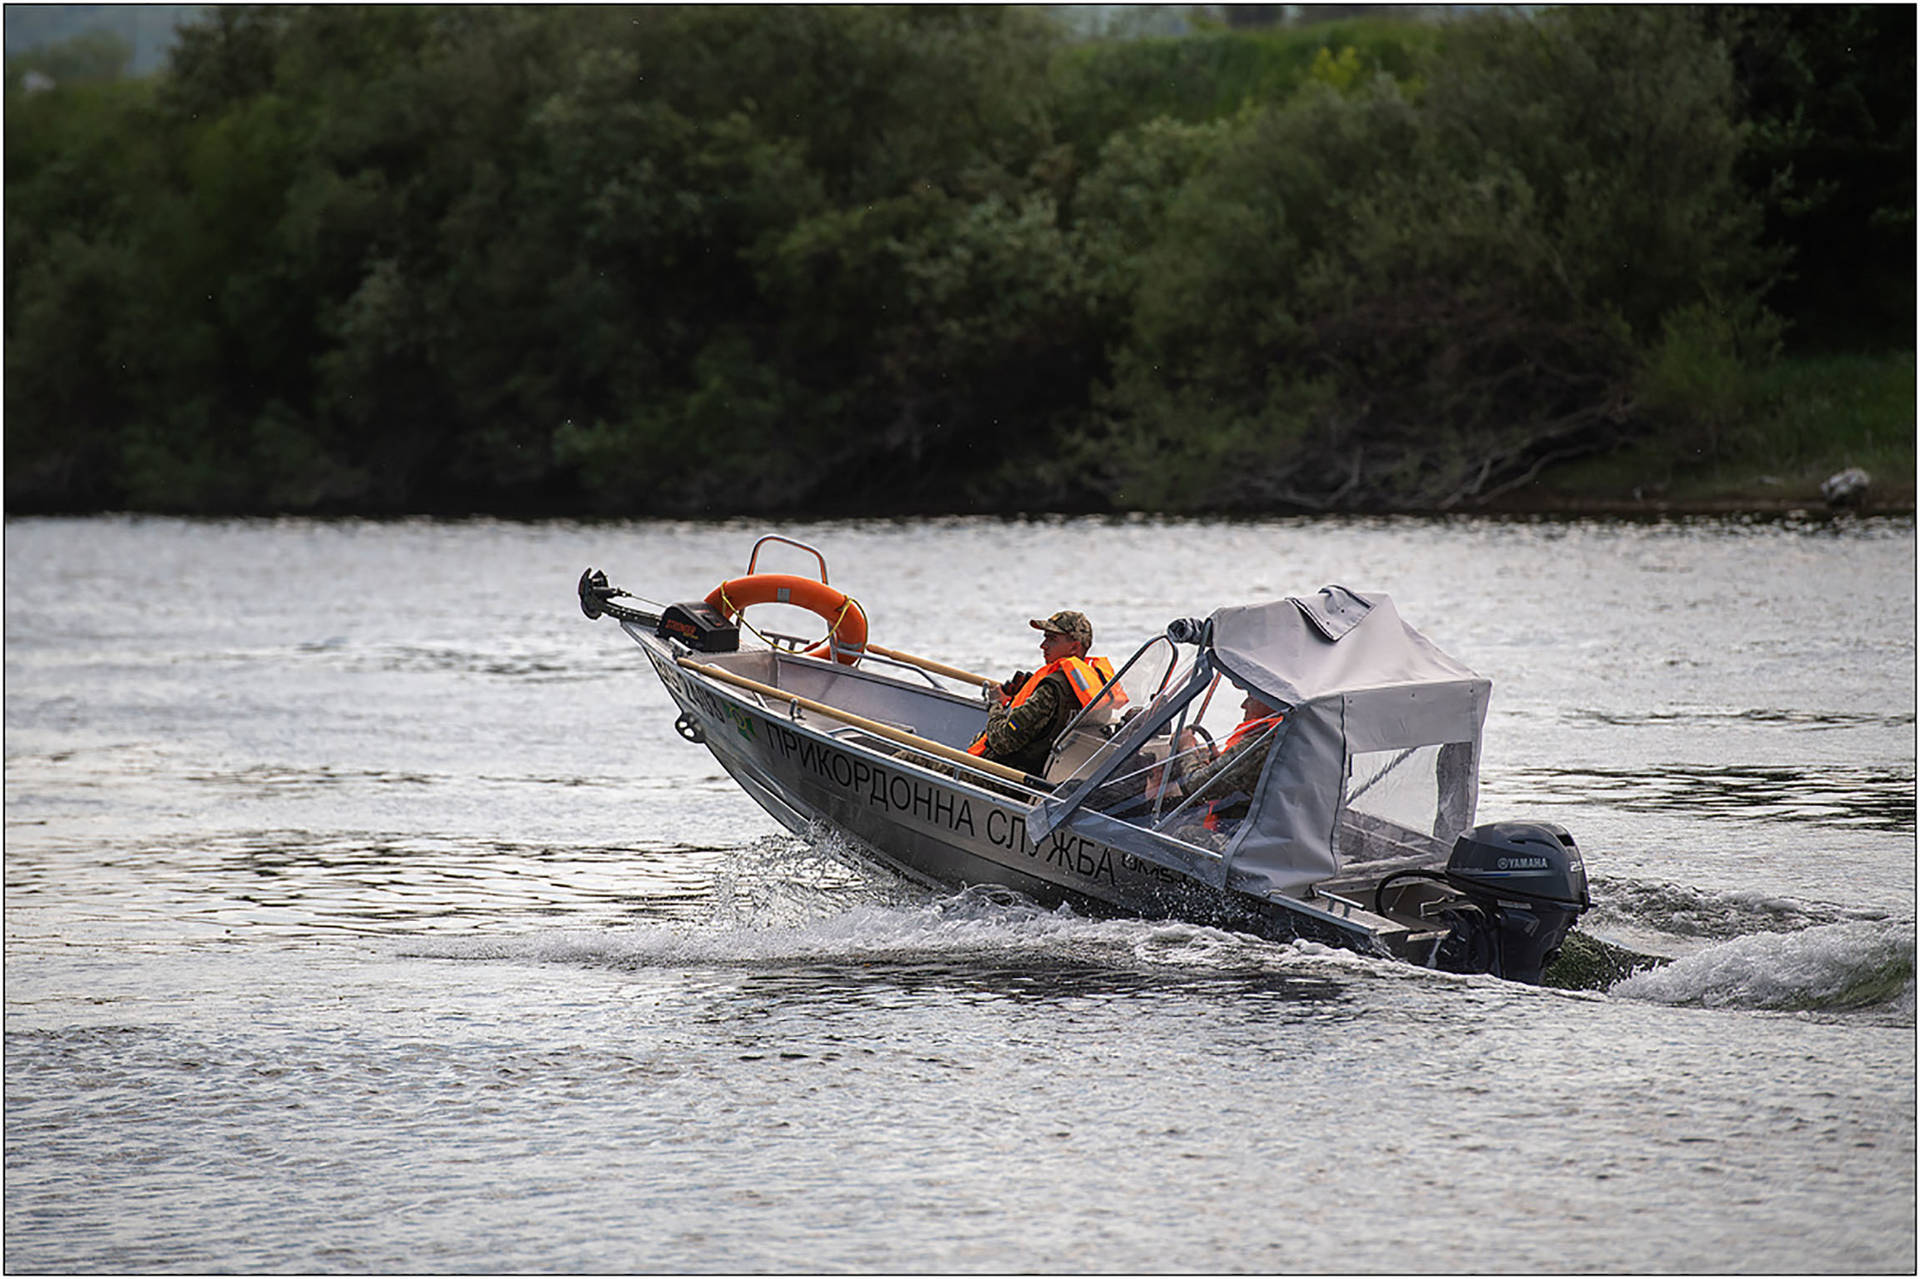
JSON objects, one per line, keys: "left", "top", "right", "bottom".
{"left": 1045, "top": 724, "right": 1111, "bottom": 783}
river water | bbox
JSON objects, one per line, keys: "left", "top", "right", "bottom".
{"left": 5, "top": 514, "right": 1914, "bottom": 1273}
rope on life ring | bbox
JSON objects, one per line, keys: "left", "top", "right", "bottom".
{"left": 704, "top": 574, "right": 869, "bottom": 666}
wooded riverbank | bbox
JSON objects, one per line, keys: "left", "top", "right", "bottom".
{"left": 6, "top": 6, "right": 1912, "bottom": 519}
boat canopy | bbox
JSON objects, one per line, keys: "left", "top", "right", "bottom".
{"left": 1034, "top": 588, "right": 1491, "bottom": 897}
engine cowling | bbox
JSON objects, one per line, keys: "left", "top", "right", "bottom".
{"left": 1435, "top": 821, "right": 1590, "bottom": 985}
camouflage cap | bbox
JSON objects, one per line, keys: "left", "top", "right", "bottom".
{"left": 1030, "top": 609, "right": 1093, "bottom": 648}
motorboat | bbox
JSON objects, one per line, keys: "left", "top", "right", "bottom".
{"left": 579, "top": 535, "right": 1617, "bottom": 987}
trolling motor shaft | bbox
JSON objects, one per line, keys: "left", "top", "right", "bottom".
{"left": 578, "top": 568, "right": 662, "bottom": 627}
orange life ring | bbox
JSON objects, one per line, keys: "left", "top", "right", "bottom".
{"left": 704, "top": 574, "right": 868, "bottom": 666}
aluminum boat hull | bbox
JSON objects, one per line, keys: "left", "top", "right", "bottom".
{"left": 632, "top": 626, "right": 1428, "bottom": 957}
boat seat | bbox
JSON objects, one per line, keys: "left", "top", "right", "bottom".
{"left": 1045, "top": 723, "right": 1112, "bottom": 783}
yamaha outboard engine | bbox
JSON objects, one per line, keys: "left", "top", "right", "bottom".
{"left": 1434, "top": 821, "right": 1590, "bottom": 984}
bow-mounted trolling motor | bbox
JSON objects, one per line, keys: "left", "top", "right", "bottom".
{"left": 1379, "top": 821, "right": 1591, "bottom": 984}
{"left": 578, "top": 568, "right": 740, "bottom": 653}
{"left": 579, "top": 568, "right": 655, "bottom": 624}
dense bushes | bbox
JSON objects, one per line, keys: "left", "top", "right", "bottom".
{"left": 1073, "top": 6, "right": 1786, "bottom": 511}
{"left": 4, "top": 5, "right": 1909, "bottom": 516}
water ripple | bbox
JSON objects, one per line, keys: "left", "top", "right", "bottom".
{"left": 1568, "top": 707, "right": 1915, "bottom": 732}
{"left": 1493, "top": 763, "right": 1915, "bottom": 831}
{"left": 3, "top": 831, "right": 736, "bottom": 941}
{"left": 1586, "top": 874, "right": 1899, "bottom": 939}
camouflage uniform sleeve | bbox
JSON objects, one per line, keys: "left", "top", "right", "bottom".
{"left": 981, "top": 677, "right": 1064, "bottom": 760}
{"left": 1176, "top": 733, "right": 1273, "bottom": 800}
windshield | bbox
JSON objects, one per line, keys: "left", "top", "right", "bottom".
{"left": 1037, "top": 635, "right": 1180, "bottom": 787}
{"left": 1050, "top": 640, "right": 1292, "bottom": 848}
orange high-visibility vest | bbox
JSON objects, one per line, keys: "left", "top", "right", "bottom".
{"left": 1222, "top": 712, "right": 1283, "bottom": 752}
{"left": 1059, "top": 655, "right": 1118, "bottom": 707}
{"left": 966, "top": 656, "right": 1116, "bottom": 757}
{"left": 1201, "top": 712, "right": 1285, "bottom": 830}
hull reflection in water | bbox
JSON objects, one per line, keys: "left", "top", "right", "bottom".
{"left": 581, "top": 535, "right": 1628, "bottom": 987}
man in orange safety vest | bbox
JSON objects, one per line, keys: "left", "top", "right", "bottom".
{"left": 966, "top": 610, "right": 1115, "bottom": 777}
{"left": 1170, "top": 687, "right": 1286, "bottom": 835}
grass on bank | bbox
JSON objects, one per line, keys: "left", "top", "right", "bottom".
{"left": 1530, "top": 350, "right": 1915, "bottom": 509}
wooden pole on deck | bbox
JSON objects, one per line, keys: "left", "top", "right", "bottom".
{"left": 675, "top": 658, "right": 1042, "bottom": 790}
{"left": 857, "top": 642, "right": 998, "bottom": 691}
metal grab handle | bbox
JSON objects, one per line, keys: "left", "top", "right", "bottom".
{"left": 745, "top": 534, "right": 830, "bottom": 583}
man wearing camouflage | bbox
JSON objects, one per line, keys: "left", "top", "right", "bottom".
{"left": 968, "top": 610, "right": 1108, "bottom": 778}
{"left": 1164, "top": 687, "right": 1285, "bottom": 846}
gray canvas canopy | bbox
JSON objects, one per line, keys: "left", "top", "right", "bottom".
{"left": 1035, "top": 588, "right": 1491, "bottom": 897}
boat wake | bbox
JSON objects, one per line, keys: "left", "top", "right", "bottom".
{"left": 1609, "top": 919, "right": 1914, "bottom": 1017}
{"left": 1581, "top": 873, "right": 1913, "bottom": 1016}
{"left": 405, "top": 833, "right": 1912, "bottom": 1017}
{"left": 1585, "top": 873, "right": 1898, "bottom": 940}
{"left": 402, "top": 832, "right": 1390, "bottom": 996}
{"left": 427, "top": 889, "right": 1330, "bottom": 977}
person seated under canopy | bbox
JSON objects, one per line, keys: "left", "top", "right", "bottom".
{"left": 1168, "top": 688, "right": 1285, "bottom": 836}
{"left": 1082, "top": 684, "right": 1286, "bottom": 844}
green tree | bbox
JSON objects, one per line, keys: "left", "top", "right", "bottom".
{"left": 1707, "top": 5, "right": 1915, "bottom": 349}
{"left": 1078, "top": 6, "right": 1776, "bottom": 511}
{"left": 4, "top": 75, "right": 166, "bottom": 508}
{"left": 3, "top": 5, "right": 1901, "bottom": 518}
{"left": 4, "top": 27, "right": 133, "bottom": 91}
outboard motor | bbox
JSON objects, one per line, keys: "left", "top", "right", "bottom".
{"left": 1434, "top": 821, "right": 1590, "bottom": 984}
